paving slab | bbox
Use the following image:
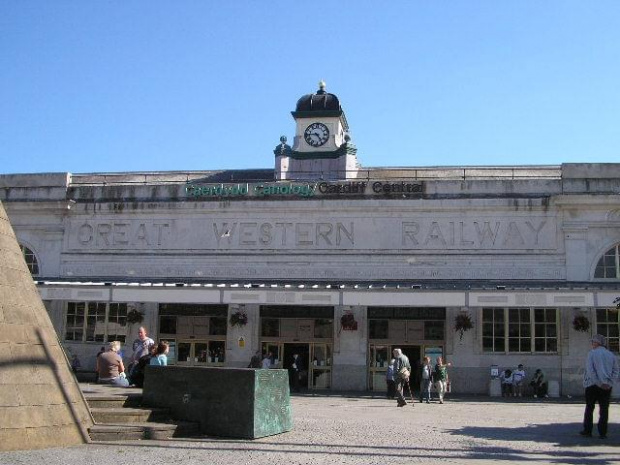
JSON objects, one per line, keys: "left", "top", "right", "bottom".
{"left": 0, "top": 388, "right": 618, "bottom": 465}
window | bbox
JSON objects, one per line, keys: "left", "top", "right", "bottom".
{"left": 594, "top": 244, "right": 620, "bottom": 279}
{"left": 482, "top": 308, "right": 558, "bottom": 353}
{"left": 369, "top": 320, "right": 389, "bottom": 339}
{"left": 482, "top": 308, "right": 505, "bottom": 352}
{"left": 65, "top": 302, "right": 128, "bottom": 343}
{"left": 19, "top": 245, "right": 39, "bottom": 276}
{"left": 424, "top": 321, "right": 445, "bottom": 340}
{"left": 596, "top": 307, "right": 619, "bottom": 353}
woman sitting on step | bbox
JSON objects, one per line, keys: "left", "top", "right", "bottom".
{"left": 96, "top": 340, "right": 130, "bottom": 387}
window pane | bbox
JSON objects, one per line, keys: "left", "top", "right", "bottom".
{"left": 494, "top": 338, "right": 505, "bottom": 352}
{"left": 521, "top": 323, "right": 531, "bottom": 337}
{"left": 534, "top": 309, "right": 545, "bottom": 322}
{"left": 424, "top": 321, "right": 444, "bottom": 340}
{"left": 210, "top": 341, "right": 225, "bottom": 362}
{"left": 159, "top": 316, "right": 177, "bottom": 334}
{"left": 508, "top": 338, "right": 520, "bottom": 352}
{"left": 534, "top": 339, "right": 545, "bottom": 352}
{"left": 261, "top": 318, "right": 280, "bottom": 337}
{"left": 314, "top": 319, "right": 333, "bottom": 338}
{"left": 482, "top": 337, "right": 494, "bottom": 352}
{"left": 209, "top": 317, "right": 227, "bottom": 336}
{"left": 521, "top": 338, "right": 531, "bottom": 352}
{"left": 547, "top": 338, "right": 557, "bottom": 352}
{"left": 482, "top": 322, "right": 493, "bottom": 337}
{"left": 369, "top": 320, "right": 388, "bottom": 339}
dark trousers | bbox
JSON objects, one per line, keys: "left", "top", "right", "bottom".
{"left": 395, "top": 378, "right": 407, "bottom": 405}
{"left": 289, "top": 369, "right": 300, "bottom": 392}
{"left": 583, "top": 385, "right": 612, "bottom": 437}
{"left": 386, "top": 380, "right": 396, "bottom": 399}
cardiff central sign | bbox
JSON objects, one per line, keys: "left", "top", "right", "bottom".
{"left": 185, "top": 181, "right": 423, "bottom": 199}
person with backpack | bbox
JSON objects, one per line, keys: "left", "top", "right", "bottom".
{"left": 393, "top": 348, "right": 411, "bottom": 407}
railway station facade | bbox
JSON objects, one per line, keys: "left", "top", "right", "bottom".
{"left": 2, "top": 84, "right": 619, "bottom": 395}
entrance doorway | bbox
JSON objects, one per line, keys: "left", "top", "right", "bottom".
{"left": 400, "top": 345, "right": 422, "bottom": 396}
{"left": 282, "top": 343, "right": 310, "bottom": 391}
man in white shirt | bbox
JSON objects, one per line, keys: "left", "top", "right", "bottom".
{"left": 512, "top": 364, "right": 526, "bottom": 397}
{"left": 580, "top": 334, "right": 619, "bottom": 439}
{"left": 262, "top": 351, "right": 273, "bottom": 369}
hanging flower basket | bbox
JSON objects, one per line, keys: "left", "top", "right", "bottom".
{"left": 454, "top": 312, "right": 473, "bottom": 341}
{"left": 572, "top": 314, "right": 590, "bottom": 332}
{"left": 126, "top": 308, "right": 144, "bottom": 325}
{"left": 229, "top": 310, "right": 248, "bottom": 327}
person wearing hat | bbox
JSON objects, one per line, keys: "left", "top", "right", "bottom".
{"left": 580, "top": 334, "right": 619, "bottom": 439}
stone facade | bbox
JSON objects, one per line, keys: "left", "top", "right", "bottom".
{"left": 1, "top": 164, "right": 619, "bottom": 398}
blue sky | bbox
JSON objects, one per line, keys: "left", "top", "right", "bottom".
{"left": 1, "top": 1, "right": 619, "bottom": 174}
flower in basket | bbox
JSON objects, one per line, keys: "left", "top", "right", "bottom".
{"left": 229, "top": 310, "right": 248, "bottom": 327}
{"left": 572, "top": 314, "right": 590, "bottom": 332}
{"left": 454, "top": 312, "right": 473, "bottom": 341}
{"left": 126, "top": 308, "right": 144, "bottom": 325}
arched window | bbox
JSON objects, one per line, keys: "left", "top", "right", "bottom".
{"left": 19, "top": 245, "right": 39, "bottom": 276}
{"left": 594, "top": 244, "right": 620, "bottom": 279}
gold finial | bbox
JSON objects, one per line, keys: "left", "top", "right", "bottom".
{"left": 318, "top": 80, "right": 326, "bottom": 91}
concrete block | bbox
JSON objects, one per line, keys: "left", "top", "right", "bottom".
{"left": 489, "top": 378, "right": 502, "bottom": 397}
{"left": 547, "top": 380, "right": 560, "bottom": 398}
{"left": 143, "top": 366, "right": 292, "bottom": 439}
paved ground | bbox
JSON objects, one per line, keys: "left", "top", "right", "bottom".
{"left": 1, "top": 387, "right": 618, "bottom": 465}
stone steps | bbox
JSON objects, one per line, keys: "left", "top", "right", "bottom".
{"left": 85, "top": 393, "right": 200, "bottom": 442}
{"left": 88, "top": 421, "right": 201, "bottom": 441}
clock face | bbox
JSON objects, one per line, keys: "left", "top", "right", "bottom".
{"left": 304, "top": 122, "right": 330, "bottom": 147}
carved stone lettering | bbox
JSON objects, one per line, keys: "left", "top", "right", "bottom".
{"left": 402, "top": 219, "right": 552, "bottom": 250}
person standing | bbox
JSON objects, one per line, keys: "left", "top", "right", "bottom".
{"left": 512, "top": 364, "right": 526, "bottom": 397}
{"left": 262, "top": 351, "right": 273, "bottom": 369}
{"left": 580, "top": 334, "right": 619, "bottom": 439}
{"left": 420, "top": 356, "right": 433, "bottom": 404}
{"left": 385, "top": 358, "right": 396, "bottom": 399}
{"left": 393, "top": 348, "right": 411, "bottom": 407}
{"left": 248, "top": 350, "right": 262, "bottom": 368}
{"left": 131, "top": 326, "right": 155, "bottom": 366}
{"left": 289, "top": 353, "right": 301, "bottom": 392}
{"left": 129, "top": 326, "right": 155, "bottom": 387}
{"left": 434, "top": 357, "right": 451, "bottom": 404}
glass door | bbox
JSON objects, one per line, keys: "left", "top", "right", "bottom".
{"left": 368, "top": 345, "right": 389, "bottom": 391}
{"left": 310, "top": 344, "right": 332, "bottom": 389}
{"left": 175, "top": 340, "right": 225, "bottom": 366}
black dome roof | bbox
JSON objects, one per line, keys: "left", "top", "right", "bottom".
{"left": 293, "top": 82, "right": 343, "bottom": 115}
{"left": 295, "top": 90, "right": 341, "bottom": 112}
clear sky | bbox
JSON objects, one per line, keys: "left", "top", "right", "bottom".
{"left": 1, "top": 1, "right": 619, "bottom": 175}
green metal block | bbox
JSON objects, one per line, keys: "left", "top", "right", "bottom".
{"left": 143, "top": 366, "right": 292, "bottom": 439}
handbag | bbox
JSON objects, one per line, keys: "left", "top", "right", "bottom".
{"left": 398, "top": 367, "right": 410, "bottom": 380}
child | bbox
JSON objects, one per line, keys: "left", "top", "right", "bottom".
{"left": 149, "top": 341, "right": 170, "bottom": 366}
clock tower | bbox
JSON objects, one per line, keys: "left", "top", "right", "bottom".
{"left": 275, "top": 81, "right": 359, "bottom": 180}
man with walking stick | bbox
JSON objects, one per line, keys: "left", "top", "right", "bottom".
{"left": 393, "top": 348, "right": 412, "bottom": 407}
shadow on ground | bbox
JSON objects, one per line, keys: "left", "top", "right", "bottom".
{"left": 446, "top": 421, "right": 619, "bottom": 448}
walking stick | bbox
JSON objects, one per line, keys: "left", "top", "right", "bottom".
{"left": 405, "top": 378, "right": 415, "bottom": 407}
